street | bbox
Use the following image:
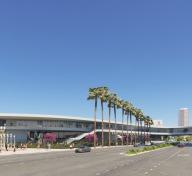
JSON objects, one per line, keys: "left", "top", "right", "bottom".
{"left": 0, "top": 146, "right": 191, "bottom": 176}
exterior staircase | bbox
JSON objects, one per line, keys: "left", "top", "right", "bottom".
{"left": 66, "top": 131, "right": 94, "bottom": 145}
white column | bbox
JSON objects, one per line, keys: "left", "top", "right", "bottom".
{"left": 0, "top": 134, "right": 2, "bottom": 150}
{"left": 6, "top": 134, "right": 9, "bottom": 147}
{"left": 13, "top": 135, "right": 16, "bottom": 149}
{"left": 3, "top": 134, "right": 5, "bottom": 148}
{"left": 10, "top": 134, "right": 13, "bottom": 148}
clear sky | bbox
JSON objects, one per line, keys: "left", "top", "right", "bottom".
{"left": 0, "top": 1, "right": 192, "bottom": 127}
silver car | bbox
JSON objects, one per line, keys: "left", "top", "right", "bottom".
{"left": 75, "top": 145, "right": 91, "bottom": 153}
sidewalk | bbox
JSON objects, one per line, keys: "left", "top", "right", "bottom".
{"left": 0, "top": 148, "right": 75, "bottom": 156}
{"left": 0, "top": 145, "right": 131, "bottom": 156}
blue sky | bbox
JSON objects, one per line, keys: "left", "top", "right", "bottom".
{"left": 0, "top": 1, "right": 192, "bottom": 127}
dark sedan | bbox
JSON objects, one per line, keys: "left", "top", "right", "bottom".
{"left": 177, "top": 143, "right": 185, "bottom": 148}
{"left": 75, "top": 145, "right": 91, "bottom": 153}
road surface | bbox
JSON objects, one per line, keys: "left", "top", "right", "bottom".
{"left": 0, "top": 146, "right": 191, "bottom": 176}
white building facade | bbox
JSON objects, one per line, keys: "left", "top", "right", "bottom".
{"left": 152, "top": 120, "right": 164, "bottom": 128}
{"left": 0, "top": 113, "right": 192, "bottom": 143}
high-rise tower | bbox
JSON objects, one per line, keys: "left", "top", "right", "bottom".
{"left": 178, "top": 108, "right": 189, "bottom": 127}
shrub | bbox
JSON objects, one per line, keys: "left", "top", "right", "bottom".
{"left": 128, "top": 143, "right": 172, "bottom": 155}
{"left": 143, "top": 147, "right": 149, "bottom": 151}
{"left": 128, "top": 149, "right": 137, "bottom": 154}
{"left": 85, "top": 134, "right": 98, "bottom": 143}
{"left": 43, "top": 133, "right": 57, "bottom": 143}
{"left": 152, "top": 146, "right": 156, "bottom": 150}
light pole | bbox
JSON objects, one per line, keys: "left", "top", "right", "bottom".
{"left": 6, "top": 133, "right": 9, "bottom": 147}
{"left": 13, "top": 135, "right": 16, "bottom": 152}
{"left": 13, "top": 135, "right": 16, "bottom": 148}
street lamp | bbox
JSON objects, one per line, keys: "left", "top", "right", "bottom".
{"left": 13, "top": 135, "right": 16, "bottom": 148}
{"left": 6, "top": 133, "right": 9, "bottom": 146}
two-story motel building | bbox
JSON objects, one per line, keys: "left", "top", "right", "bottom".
{"left": 0, "top": 113, "right": 192, "bottom": 143}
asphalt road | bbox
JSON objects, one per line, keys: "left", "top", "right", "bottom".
{"left": 0, "top": 146, "right": 191, "bottom": 176}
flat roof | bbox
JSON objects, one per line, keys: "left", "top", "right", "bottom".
{"left": 0, "top": 113, "right": 123, "bottom": 124}
{"left": 0, "top": 113, "right": 191, "bottom": 129}
{"left": 0, "top": 113, "right": 93, "bottom": 122}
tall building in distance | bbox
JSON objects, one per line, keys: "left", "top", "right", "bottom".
{"left": 178, "top": 108, "right": 189, "bottom": 127}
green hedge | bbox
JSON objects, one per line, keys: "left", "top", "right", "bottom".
{"left": 128, "top": 144, "right": 172, "bottom": 155}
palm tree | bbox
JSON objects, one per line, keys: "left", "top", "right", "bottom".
{"left": 97, "top": 87, "right": 109, "bottom": 147}
{"left": 129, "top": 104, "right": 134, "bottom": 145}
{"left": 88, "top": 86, "right": 154, "bottom": 147}
{"left": 125, "top": 107, "right": 129, "bottom": 146}
{"left": 105, "top": 93, "right": 118, "bottom": 147}
{"left": 124, "top": 101, "right": 132, "bottom": 145}
{"left": 149, "top": 118, "right": 154, "bottom": 142}
{"left": 87, "top": 87, "right": 100, "bottom": 148}
{"left": 115, "top": 98, "right": 123, "bottom": 145}
{"left": 120, "top": 100, "right": 127, "bottom": 145}
{"left": 144, "top": 116, "right": 150, "bottom": 143}
{"left": 131, "top": 107, "right": 137, "bottom": 144}
{"left": 107, "top": 94, "right": 113, "bottom": 147}
{"left": 135, "top": 108, "right": 143, "bottom": 144}
{"left": 143, "top": 116, "right": 147, "bottom": 144}
{"left": 140, "top": 114, "right": 145, "bottom": 144}
{"left": 111, "top": 94, "right": 119, "bottom": 146}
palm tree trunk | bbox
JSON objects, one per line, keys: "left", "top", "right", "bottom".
{"left": 144, "top": 123, "right": 146, "bottom": 144}
{"left": 149, "top": 125, "right": 151, "bottom": 143}
{"left": 137, "top": 119, "right": 140, "bottom": 143}
{"left": 108, "top": 104, "right": 111, "bottom": 147}
{"left": 114, "top": 105, "right": 117, "bottom": 146}
{"left": 135, "top": 118, "right": 137, "bottom": 144}
{"left": 146, "top": 124, "right": 148, "bottom": 142}
{"left": 130, "top": 112, "right": 133, "bottom": 145}
{"left": 140, "top": 120, "right": 143, "bottom": 144}
{"left": 122, "top": 110, "right": 124, "bottom": 146}
{"left": 94, "top": 97, "right": 97, "bottom": 148}
{"left": 147, "top": 124, "right": 150, "bottom": 142}
{"left": 101, "top": 100, "right": 104, "bottom": 147}
{"left": 126, "top": 113, "right": 129, "bottom": 146}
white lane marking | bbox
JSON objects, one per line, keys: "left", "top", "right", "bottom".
{"left": 150, "top": 168, "right": 153, "bottom": 171}
{"left": 104, "top": 169, "right": 110, "bottom": 173}
{"left": 18, "top": 162, "right": 24, "bottom": 165}
{"left": 177, "top": 154, "right": 190, "bottom": 157}
{"left": 159, "top": 171, "right": 169, "bottom": 176}
{"left": 163, "top": 149, "right": 182, "bottom": 162}
{"left": 145, "top": 172, "right": 148, "bottom": 175}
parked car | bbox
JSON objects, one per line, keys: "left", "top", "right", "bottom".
{"left": 134, "top": 143, "right": 143, "bottom": 147}
{"left": 75, "top": 145, "right": 91, "bottom": 153}
{"left": 145, "top": 142, "right": 152, "bottom": 146}
{"left": 186, "top": 143, "right": 192, "bottom": 147}
{"left": 177, "top": 143, "right": 185, "bottom": 148}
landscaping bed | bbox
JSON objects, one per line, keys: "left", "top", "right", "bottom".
{"left": 127, "top": 144, "right": 172, "bottom": 156}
